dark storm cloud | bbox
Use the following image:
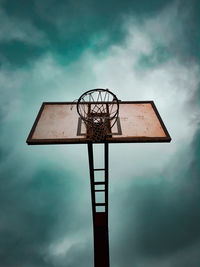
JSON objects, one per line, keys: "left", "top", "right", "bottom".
{"left": 109, "top": 130, "right": 200, "bottom": 266}
{"left": 0, "top": 163, "right": 78, "bottom": 266}
{"left": 0, "top": 0, "right": 175, "bottom": 66}
{"left": 0, "top": 146, "right": 95, "bottom": 266}
{"left": 1, "top": 0, "right": 198, "bottom": 66}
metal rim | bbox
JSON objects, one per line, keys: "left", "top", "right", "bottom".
{"left": 77, "top": 88, "right": 119, "bottom": 124}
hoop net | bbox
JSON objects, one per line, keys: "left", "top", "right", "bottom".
{"left": 77, "top": 89, "right": 119, "bottom": 142}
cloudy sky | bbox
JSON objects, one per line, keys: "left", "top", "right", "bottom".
{"left": 0, "top": 0, "right": 200, "bottom": 266}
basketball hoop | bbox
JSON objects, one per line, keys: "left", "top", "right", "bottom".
{"left": 27, "top": 87, "right": 171, "bottom": 267}
{"left": 77, "top": 89, "right": 119, "bottom": 142}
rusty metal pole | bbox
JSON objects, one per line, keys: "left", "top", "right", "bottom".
{"left": 88, "top": 142, "right": 110, "bottom": 267}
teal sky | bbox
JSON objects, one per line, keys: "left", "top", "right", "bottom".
{"left": 0, "top": 0, "right": 200, "bottom": 266}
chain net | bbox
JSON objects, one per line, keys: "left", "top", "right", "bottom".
{"left": 77, "top": 89, "right": 119, "bottom": 142}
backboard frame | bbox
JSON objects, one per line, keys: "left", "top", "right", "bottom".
{"left": 26, "top": 101, "right": 171, "bottom": 145}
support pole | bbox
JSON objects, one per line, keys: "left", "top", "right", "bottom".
{"left": 88, "top": 142, "right": 110, "bottom": 267}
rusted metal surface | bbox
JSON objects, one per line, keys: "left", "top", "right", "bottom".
{"left": 88, "top": 143, "right": 109, "bottom": 267}
{"left": 32, "top": 104, "right": 86, "bottom": 140}
{"left": 26, "top": 101, "right": 171, "bottom": 144}
{"left": 113, "top": 103, "right": 165, "bottom": 137}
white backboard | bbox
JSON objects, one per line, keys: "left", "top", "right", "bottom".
{"left": 27, "top": 101, "right": 171, "bottom": 144}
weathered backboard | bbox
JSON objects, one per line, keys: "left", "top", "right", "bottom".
{"left": 26, "top": 101, "right": 171, "bottom": 144}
